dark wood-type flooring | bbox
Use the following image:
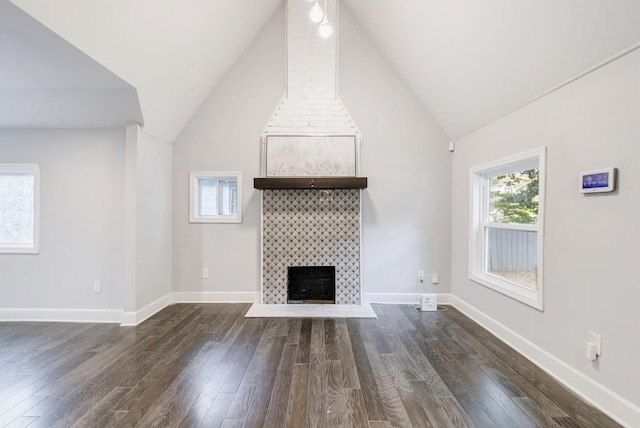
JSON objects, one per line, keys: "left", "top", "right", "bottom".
{"left": 0, "top": 304, "right": 621, "bottom": 427}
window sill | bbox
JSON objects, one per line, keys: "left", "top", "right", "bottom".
{"left": 469, "top": 272, "right": 543, "bottom": 311}
{"left": 189, "top": 216, "right": 241, "bottom": 224}
{"left": 0, "top": 246, "right": 39, "bottom": 254}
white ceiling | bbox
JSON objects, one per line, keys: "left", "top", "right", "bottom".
{"left": 0, "top": 0, "right": 142, "bottom": 128}
{"left": 11, "top": 0, "right": 283, "bottom": 142}
{"left": 7, "top": 0, "right": 640, "bottom": 140}
{"left": 343, "top": 0, "right": 640, "bottom": 139}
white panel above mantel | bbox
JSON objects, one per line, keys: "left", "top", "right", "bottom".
{"left": 264, "top": 135, "right": 358, "bottom": 177}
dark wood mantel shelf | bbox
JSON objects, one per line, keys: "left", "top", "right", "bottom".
{"left": 254, "top": 177, "right": 368, "bottom": 190}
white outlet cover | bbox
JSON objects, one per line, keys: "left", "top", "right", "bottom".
{"left": 587, "top": 330, "right": 602, "bottom": 356}
{"left": 421, "top": 294, "right": 437, "bottom": 311}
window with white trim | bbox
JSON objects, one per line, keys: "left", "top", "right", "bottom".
{"left": 469, "top": 148, "right": 545, "bottom": 310}
{"left": 0, "top": 164, "right": 40, "bottom": 254}
{"left": 189, "top": 172, "right": 242, "bottom": 223}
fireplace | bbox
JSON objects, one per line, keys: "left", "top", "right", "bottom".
{"left": 288, "top": 266, "right": 336, "bottom": 304}
{"left": 257, "top": 0, "right": 363, "bottom": 306}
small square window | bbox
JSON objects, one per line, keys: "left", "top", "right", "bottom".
{"left": 0, "top": 164, "right": 40, "bottom": 254}
{"left": 189, "top": 172, "right": 242, "bottom": 223}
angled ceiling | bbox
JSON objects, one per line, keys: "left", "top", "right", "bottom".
{"left": 343, "top": 0, "right": 640, "bottom": 139}
{"left": 8, "top": 1, "right": 640, "bottom": 141}
{"left": 11, "top": 0, "right": 283, "bottom": 142}
{"left": 0, "top": 0, "right": 142, "bottom": 128}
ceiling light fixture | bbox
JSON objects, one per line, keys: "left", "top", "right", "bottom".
{"left": 309, "top": 0, "right": 324, "bottom": 24}
{"left": 318, "top": 0, "right": 333, "bottom": 38}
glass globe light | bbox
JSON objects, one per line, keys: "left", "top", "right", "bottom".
{"left": 310, "top": 1, "right": 324, "bottom": 24}
{"left": 318, "top": 21, "right": 333, "bottom": 38}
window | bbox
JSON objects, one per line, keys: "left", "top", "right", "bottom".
{"left": 0, "top": 164, "right": 40, "bottom": 254}
{"left": 469, "top": 148, "right": 545, "bottom": 310}
{"left": 189, "top": 171, "right": 242, "bottom": 223}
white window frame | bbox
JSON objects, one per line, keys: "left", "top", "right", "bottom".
{"left": 189, "top": 171, "right": 242, "bottom": 224}
{"left": 469, "top": 147, "right": 546, "bottom": 310}
{"left": 0, "top": 163, "right": 40, "bottom": 254}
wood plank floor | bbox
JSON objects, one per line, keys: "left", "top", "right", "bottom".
{"left": 0, "top": 304, "right": 621, "bottom": 427}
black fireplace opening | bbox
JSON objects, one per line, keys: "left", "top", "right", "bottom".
{"left": 287, "top": 266, "right": 336, "bottom": 304}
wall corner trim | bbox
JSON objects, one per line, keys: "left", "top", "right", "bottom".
{"left": 121, "top": 292, "right": 174, "bottom": 326}
{"left": 450, "top": 295, "right": 640, "bottom": 428}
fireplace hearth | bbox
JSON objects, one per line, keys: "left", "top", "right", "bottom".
{"left": 288, "top": 266, "right": 336, "bottom": 304}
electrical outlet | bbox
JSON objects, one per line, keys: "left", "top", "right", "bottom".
{"left": 420, "top": 294, "right": 437, "bottom": 311}
{"left": 93, "top": 280, "right": 102, "bottom": 293}
{"left": 587, "top": 330, "right": 602, "bottom": 356}
{"left": 417, "top": 270, "right": 425, "bottom": 282}
{"left": 202, "top": 268, "right": 209, "bottom": 279}
{"left": 431, "top": 273, "right": 439, "bottom": 284}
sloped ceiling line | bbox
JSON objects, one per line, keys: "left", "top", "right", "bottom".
{"left": 11, "top": 0, "right": 283, "bottom": 142}
{"left": 9, "top": 0, "right": 640, "bottom": 140}
{"left": 342, "top": 0, "right": 640, "bottom": 140}
{"left": 0, "top": 0, "right": 143, "bottom": 129}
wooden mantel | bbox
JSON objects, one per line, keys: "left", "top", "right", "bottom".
{"left": 253, "top": 177, "right": 367, "bottom": 190}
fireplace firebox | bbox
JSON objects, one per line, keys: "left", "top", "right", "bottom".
{"left": 287, "top": 266, "right": 336, "bottom": 304}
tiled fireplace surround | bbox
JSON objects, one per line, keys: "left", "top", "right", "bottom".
{"left": 257, "top": 0, "right": 364, "bottom": 306}
{"left": 261, "top": 189, "right": 360, "bottom": 305}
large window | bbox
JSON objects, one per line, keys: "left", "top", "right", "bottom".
{"left": 0, "top": 164, "right": 40, "bottom": 254}
{"left": 469, "top": 148, "right": 545, "bottom": 310}
{"left": 189, "top": 171, "right": 242, "bottom": 223}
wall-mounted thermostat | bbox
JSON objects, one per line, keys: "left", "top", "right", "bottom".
{"left": 579, "top": 168, "right": 616, "bottom": 193}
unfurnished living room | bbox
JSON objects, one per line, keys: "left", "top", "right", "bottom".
{"left": 0, "top": 0, "right": 639, "bottom": 427}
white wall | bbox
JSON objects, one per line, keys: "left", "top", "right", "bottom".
{"left": 135, "top": 130, "right": 173, "bottom": 309}
{"left": 0, "top": 128, "right": 125, "bottom": 311}
{"left": 339, "top": 5, "right": 451, "bottom": 298}
{"left": 122, "top": 126, "right": 173, "bottom": 318}
{"left": 172, "top": 5, "right": 451, "bottom": 300}
{"left": 451, "top": 49, "right": 640, "bottom": 423}
{"left": 172, "top": 7, "right": 284, "bottom": 298}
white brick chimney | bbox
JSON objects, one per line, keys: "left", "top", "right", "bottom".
{"left": 262, "top": 0, "right": 361, "bottom": 175}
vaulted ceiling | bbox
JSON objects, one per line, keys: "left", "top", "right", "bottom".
{"left": 343, "top": 0, "right": 640, "bottom": 139}
{"left": 9, "top": 0, "right": 282, "bottom": 141}
{"left": 7, "top": 0, "right": 640, "bottom": 142}
{"left": 0, "top": 1, "right": 142, "bottom": 128}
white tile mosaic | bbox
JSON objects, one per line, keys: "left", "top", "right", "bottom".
{"left": 262, "top": 189, "right": 361, "bottom": 305}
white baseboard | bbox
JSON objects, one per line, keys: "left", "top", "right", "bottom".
{"left": 122, "top": 291, "right": 259, "bottom": 325}
{"left": 0, "top": 291, "right": 258, "bottom": 326}
{"left": 121, "top": 292, "right": 174, "bottom": 327}
{"left": 0, "top": 308, "right": 123, "bottom": 323}
{"left": 363, "top": 292, "right": 452, "bottom": 305}
{"left": 173, "top": 291, "right": 259, "bottom": 303}
{"left": 450, "top": 295, "right": 639, "bottom": 428}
